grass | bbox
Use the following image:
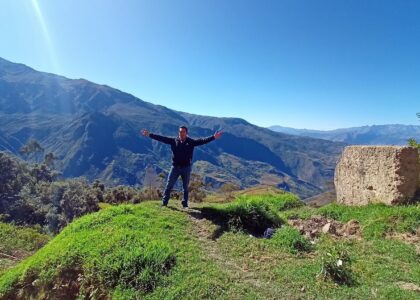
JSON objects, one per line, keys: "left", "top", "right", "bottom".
{"left": 0, "top": 205, "right": 177, "bottom": 298}
{"left": 200, "top": 194, "right": 293, "bottom": 236}
{"left": 269, "top": 225, "right": 313, "bottom": 254}
{"left": 0, "top": 193, "right": 419, "bottom": 299}
{"left": 285, "top": 202, "right": 420, "bottom": 240}
{"left": 0, "top": 223, "right": 50, "bottom": 275}
{"left": 0, "top": 202, "right": 266, "bottom": 299}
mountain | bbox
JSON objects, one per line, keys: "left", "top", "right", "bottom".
{"left": 0, "top": 57, "right": 346, "bottom": 198}
{"left": 268, "top": 124, "right": 420, "bottom": 145}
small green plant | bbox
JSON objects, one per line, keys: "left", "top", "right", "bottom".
{"left": 317, "top": 241, "right": 355, "bottom": 286}
{"left": 408, "top": 138, "right": 420, "bottom": 161}
{"left": 270, "top": 226, "right": 312, "bottom": 254}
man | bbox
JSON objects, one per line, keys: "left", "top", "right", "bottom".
{"left": 140, "top": 126, "right": 223, "bottom": 208}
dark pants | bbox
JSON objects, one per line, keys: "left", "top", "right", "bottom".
{"left": 162, "top": 165, "right": 192, "bottom": 207}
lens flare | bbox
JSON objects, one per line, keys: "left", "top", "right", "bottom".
{"left": 30, "top": 0, "right": 59, "bottom": 72}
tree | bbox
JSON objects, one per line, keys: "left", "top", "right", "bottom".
{"left": 19, "top": 139, "right": 44, "bottom": 162}
{"left": 30, "top": 163, "right": 58, "bottom": 183}
{"left": 60, "top": 178, "right": 99, "bottom": 224}
{"left": 0, "top": 152, "right": 30, "bottom": 214}
{"left": 103, "top": 185, "right": 143, "bottom": 204}
{"left": 0, "top": 151, "right": 100, "bottom": 233}
{"left": 44, "top": 152, "right": 56, "bottom": 168}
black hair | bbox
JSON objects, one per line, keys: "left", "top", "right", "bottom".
{"left": 179, "top": 125, "right": 188, "bottom": 133}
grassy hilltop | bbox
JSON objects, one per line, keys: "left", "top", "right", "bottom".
{"left": 0, "top": 192, "right": 419, "bottom": 299}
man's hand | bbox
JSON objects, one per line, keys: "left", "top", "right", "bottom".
{"left": 214, "top": 130, "right": 223, "bottom": 139}
{"left": 140, "top": 129, "right": 150, "bottom": 137}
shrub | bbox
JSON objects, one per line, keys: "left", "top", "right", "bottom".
{"left": 103, "top": 185, "right": 143, "bottom": 204}
{"left": 270, "top": 226, "right": 312, "bottom": 254}
{"left": 317, "top": 240, "right": 356, "bottom": 286}
{"left": 201, "top": 195, "right": 286, "bottom": 235}
{"left": 0, "top": 152, "right": 101, "bottom": 233}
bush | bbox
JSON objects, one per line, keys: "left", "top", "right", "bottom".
{"left": 270, "top": 226, "right": 312, "bottom": 254}
{"left": 317, "top": 239, "right": 356, "bottom": 286}
{"left": 60, "top": 179, "right": 100, "bottom": 222}
{"left": 17, "top": 178, "right": 100, "bottom": 233}
{"left": 103, "top": 185, "right": 143, "bottom": 204}
{"left": 0, "top": 152, "right": 31, "bottom": 213}
{"left": 0, "top": 152, "right": 101, "bottom": 233}
{"left": 201, "top": 194, "right": 286, "bottom": 235}
{"left": 0, "top": 222, "right": 50, "bottom": 255}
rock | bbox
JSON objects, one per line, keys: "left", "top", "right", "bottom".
{"left": 289, "top": 216, "right": 360, "bottom": 240}
{"left": 335, "top": 146, "right": 420, "bottom": 205}
{"left": 322, "top": 222, "right": 331, "bottom": 233}
{"left": 263, "top": 228, "right": 276, "bottom": 239}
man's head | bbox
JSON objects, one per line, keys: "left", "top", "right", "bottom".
{"left": 179, "top": 126, "right": 188, "bottom": 140}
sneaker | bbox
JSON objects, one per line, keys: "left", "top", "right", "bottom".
{"left": 161, "top": 203, "right": 168, "bottom": 208}
{"left": 182, "top": 206, "right": 189, "bottom": 210}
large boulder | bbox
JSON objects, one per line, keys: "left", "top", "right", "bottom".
{"left": 335, "top": 146, "right": 420, "bottom": 205}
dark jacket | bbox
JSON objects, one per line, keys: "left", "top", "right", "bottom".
{"left": 149, "top": 133, "right": 215, "bottom": 167}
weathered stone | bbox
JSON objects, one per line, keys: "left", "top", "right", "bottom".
{"left": 322, "top": 223, "right": 331, "bottom": 234}
{"left": 335, "top": 146, "right": 420, "bottom": 205}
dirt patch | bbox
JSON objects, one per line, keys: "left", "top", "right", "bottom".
{"left": 189, "top": 211, "right": 218, "bottom": 240}
{"left": 396, "top": 281, "right": 420, "bottom": 292}
{"left": 387, "top": 227, "right": 420, "bottom": 254}
{"left": 287, "top": 215, "right": 361, "bottom": 240}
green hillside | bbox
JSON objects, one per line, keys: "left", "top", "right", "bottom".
{"left": 0, "top": 194, "right": 419, "bottom": 299}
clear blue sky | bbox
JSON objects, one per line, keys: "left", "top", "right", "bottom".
{"left": 1, "top": 0, "right": 420, "bottom": 130}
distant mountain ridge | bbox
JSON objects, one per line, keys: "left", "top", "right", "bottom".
{"left": 0, "top": 57, "right": 346, "bottom": 198}
{"left": 268, "top": 124, "right": 420, "bottom": 145}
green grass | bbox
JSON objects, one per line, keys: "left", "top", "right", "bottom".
{"left": 279, "top": 201, "right": 420, "bottom": 239}
{"left": 0, "top": 194, "right": 419, "bottom": 299}
{"left": 0, "top": 223, "right": 50, "bottom": 255}
{"left": 0, "top": 205, "right": 176, "bottom": 298}
{"left": 269, "top": 225, "right": 313, "bottom": 254}
{"left": 0, "top": 202, "right": 265, "bottom": 299}
{"left": 0, "top": 223, "right": 50, "bottom": 275}
{"left": 200, "top": 193, "right": 302, "bottom": 235}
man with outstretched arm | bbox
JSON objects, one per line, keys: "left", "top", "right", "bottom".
{"left": 140, "top": 125, "right": 223, "bottom": 209}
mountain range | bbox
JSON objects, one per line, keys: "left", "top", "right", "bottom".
{"left": 0, "top": 57, "right": 346, "bottom": 198}
{"left": 268, "top": 124, "right": 420, "bottom": 145}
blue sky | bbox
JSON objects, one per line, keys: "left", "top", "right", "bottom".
{"left": 1, "top": 0, "right": 419, "bottom": 130}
